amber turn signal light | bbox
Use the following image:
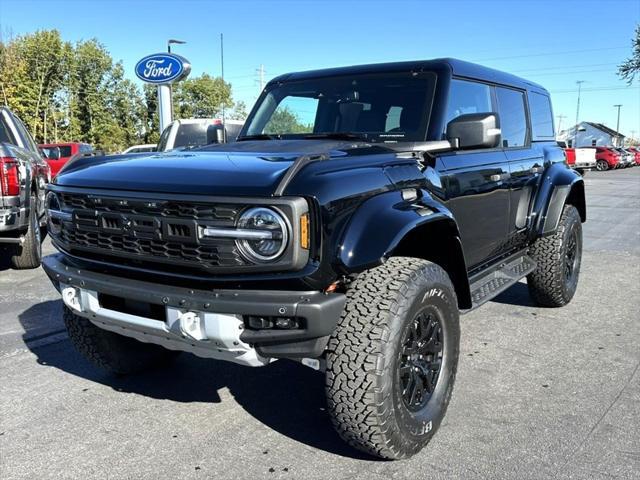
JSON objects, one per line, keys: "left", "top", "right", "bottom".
{"left": 300, "top": 213, "right": 310, "bottom": 249}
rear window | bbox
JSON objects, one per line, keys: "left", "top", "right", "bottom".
{"left": 528, "top": 92, "right": 555, "bottom": 140}
{"left": 174, "top": 123, "right": 213, "bottom": 148}
{"left": 59, "top": 146, "right": 72, "bottom": 157}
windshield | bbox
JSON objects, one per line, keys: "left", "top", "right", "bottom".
{"left": 242, "top": 72, "right": 436, "bottom": 143}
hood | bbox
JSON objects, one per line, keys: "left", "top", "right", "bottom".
{"left": 54, "top": 140, "right": 392, "bottom": 196}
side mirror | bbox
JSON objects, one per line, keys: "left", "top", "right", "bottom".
{"left": 446, "top": 113, "right": 501, "bottom": 150}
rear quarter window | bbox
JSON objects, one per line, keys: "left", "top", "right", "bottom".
{"left": 528, "top": 92, "right": 555, "bottom": 140}
{"left": 59, "top": 146, "right": 73, "bottom": 157}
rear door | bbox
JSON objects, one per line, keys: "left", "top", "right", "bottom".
{"left": 437, "top": 79, "right": 511, "bottom": 269}
{"left": 497, "top": 87, "right": 542, "bottom": 243}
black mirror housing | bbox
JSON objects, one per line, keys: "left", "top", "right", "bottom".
{"left": 446, "top": 113, "right": 501, "bottom": 150}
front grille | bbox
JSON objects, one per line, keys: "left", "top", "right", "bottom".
{"left": 60, "top": 193, "right": 239, "bottom": 224}
{"left": 54, "top": 192, "right": 248, "bottom": 271}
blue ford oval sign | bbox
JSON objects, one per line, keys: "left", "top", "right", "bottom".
{"left": 135, "top": 53, "right": 191, "bottom": 84}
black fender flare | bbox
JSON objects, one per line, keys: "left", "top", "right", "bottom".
{"left": 336, "top": 189, "right": 472, "bottom": 308}
{"left": 531, "top": 162, "right": 585, "bottom": 237}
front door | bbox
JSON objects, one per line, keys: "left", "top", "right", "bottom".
{"left": 435, "top": 78, "right": 511, "bottom": 270}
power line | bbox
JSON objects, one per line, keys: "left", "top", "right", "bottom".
{"left": 474, "top": 46, "right": 628, "bottom": 62}
{"left": 524, "top": 68, "right": 618, "bottom": 77}
{"left": 513, "top": 62, "right": 620, "bottom": 73}
{"left": 550, "top": 85, "right": 640, "bottom": 93}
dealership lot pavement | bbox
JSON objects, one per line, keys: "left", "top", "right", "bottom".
{"left": 1, "top": 168, "right": 639, "bottom": 480}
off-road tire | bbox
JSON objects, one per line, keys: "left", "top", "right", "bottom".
{"left": 527, "top": 205, "right": 582, "bottom": 307}
{"left": 63, "top": 307, "right": 180, "bottom": 375}
{"left": 10, "top": 195, "right": 42, "bottom": 269}
{"left": 325, "top": 257, "right": 460, "bottom": 459}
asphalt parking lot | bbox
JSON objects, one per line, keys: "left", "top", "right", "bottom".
{"left": 1, "top": 168, "right": 639, "bottom": 480}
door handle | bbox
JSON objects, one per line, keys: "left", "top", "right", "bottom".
{"left": 490, "top": 173, "right": 510, "bottom": 182}
{"left": 530, "top": 166, "right": 544, "bottom": 174}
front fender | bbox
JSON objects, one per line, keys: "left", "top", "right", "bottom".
{"left": 532, "top": 162, "right": 585, "bottom": 237}
{"left": 336, "top": 189, "right": 458, "bottom": 271}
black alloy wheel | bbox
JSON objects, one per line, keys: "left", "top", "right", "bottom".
{"left": 398, "top": 309, "right": 444, "bottom": 412}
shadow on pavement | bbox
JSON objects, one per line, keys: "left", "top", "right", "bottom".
{"left": 0, "top": 248, "right": 13, "bottom": 272}
{"left": 19, "top": 301, "right": 376, "bottom": 461}
{"left": 490, "top": 281, "right": 536, "bottom": 308}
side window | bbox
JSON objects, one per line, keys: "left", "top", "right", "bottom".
{"left": 59, "top": 146, "right": 73, "bottom": 157}
{"left": 445, "top": 79, "right": 492, "bottom": 128}
{"left": 495, "top": 87, "right": 528, "bottom": 148}
{"left": 0, "top": 115, "right": 18, "bottom": 145}
{"left": 80, "top": 143, "right": 93, "bottom": 154}
{"left": 528, "top": 92, "right": 555, "bottom": 139}
{"left": 13, "top": 116, "right": 39, "bottom": 153}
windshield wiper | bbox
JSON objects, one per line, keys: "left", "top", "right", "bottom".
{"left": 302, "top": 132, "right": 369, "bottom": 141}
{"left": 237, "top": 134, "right": 281, "bottom": 141}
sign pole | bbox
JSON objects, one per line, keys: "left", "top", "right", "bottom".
{"left": 157, "top": 84, "right": 173, "bottom": 134}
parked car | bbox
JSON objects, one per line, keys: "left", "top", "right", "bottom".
{"left": 620, "top": 148, "right": 637, "bottom": 167}
{"left": 121, "top": 144, "right": 157, "bottom": 154}
{"left": 0, "top": 107, "right": 49, "bottom": 268}
{"left": 615, "top": 148, "right": 635, "bottom": 167}
{"left": 627, "top": 146, "right": 640, "bottom": 165}
{"left": 39, "top": 142, "right": 93, "bottom": 177}
{"left": 564, "top": 147, "right": 596, "bottom": 175}
{"left": 157, "top": 118, "right": 244, "bottom": 152}
{"left": 43, "top": 58, "right": 585, "bottom": 459}
{"left": 593, "top": 146, "right": 621, "bottom": 171}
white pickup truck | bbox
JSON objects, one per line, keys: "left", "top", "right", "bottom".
{"left": 157, "top": 118, "right": 244, "bottom": 152}
{"left": 564, "top": 147, "right": 597, "bottom": 175}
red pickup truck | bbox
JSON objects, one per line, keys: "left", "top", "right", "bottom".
{"left": 38, "top": 142, "right": 93, "bottom": 177}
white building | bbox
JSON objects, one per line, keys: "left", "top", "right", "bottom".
{"left": 557, "top": 122, "right": 625, "bottom": 147}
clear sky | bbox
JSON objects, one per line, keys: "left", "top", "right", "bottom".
{"left": 1, "top": 0, "right": 639, "bottom": 137}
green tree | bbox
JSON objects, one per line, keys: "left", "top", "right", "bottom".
{"left": 173, "top": 73, "right": 232, "bottom": 118}
{"left": 618, "top": 24, "right": 640, "bottom": 84}
{"left": 228, "top": 100, "right": 248, "bottom": 120}
{"left": 142, "top": 84, "right": 160, "bottom": 143}
{"left": 264, "top": 106, "right": 311, "bottom": 134}
{"left": 1, "top": 29, "right": 246, "bottom": 151}
{"left": 0, "top": 30, "right": 69, "bottom": 142}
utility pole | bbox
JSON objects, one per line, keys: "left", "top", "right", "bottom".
{"left": 257, "top": 64, "right": 265, "bottom": 92}
{"left": 613, "top": 104, "right": 622, "bottom": 147}
{"left": 574, "top": 80, "right": 585, "bottom": 147}
{"left": 556, "top": 114, "right": 566, "bottom": 135}
{"left": 220, "top": 33, "right": 225, "bottom": 138}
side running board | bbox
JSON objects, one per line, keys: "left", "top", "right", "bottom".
{"left": 465, "top": 250, "right": 537, "bottom": 312}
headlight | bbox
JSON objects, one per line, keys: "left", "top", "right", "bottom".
{"left": 236, "top": 207, "right": 289, "bottom": 262}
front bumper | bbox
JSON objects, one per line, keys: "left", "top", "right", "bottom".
{"left": 42, "top": 254, "right": 346, "bottom": 365}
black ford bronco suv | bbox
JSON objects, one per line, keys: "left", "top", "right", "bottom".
{"left": 42, "top": 59, "right": 585, "bottom": 459}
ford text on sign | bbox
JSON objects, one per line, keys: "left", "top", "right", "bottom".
{"left": 135, "top": 53, "right": 191, "bottom": 84}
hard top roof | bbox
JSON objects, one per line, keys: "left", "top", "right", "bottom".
{"left": 269, "top": 58, "right": 548, "bottom": 94}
